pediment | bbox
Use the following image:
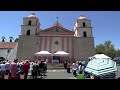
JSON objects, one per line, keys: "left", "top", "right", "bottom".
{"left": 40, "top": 25, "right": 74, "bottom": 34}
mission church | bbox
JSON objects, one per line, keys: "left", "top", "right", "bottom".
{"left": 15, "top": 12, "right": 95, "bottom": 63}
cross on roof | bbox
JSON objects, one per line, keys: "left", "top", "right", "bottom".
{"left": 56, "top": 17, "right": 59, "bottom": 25}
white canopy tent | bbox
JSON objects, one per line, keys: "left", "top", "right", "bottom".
{"left": 34, "top": 51, "right": 52, "bottom": 56}
{"left": 34, "top": 51, "right": 53, "bottom": 62}
{"left": 53, "top": 51, "right": 69, "bottom": 56}
{"left": 89, "top": 54, "right": 111, "bottom": 60}
{"left": 52, "top": 51, "right": 70, "bottom": 63}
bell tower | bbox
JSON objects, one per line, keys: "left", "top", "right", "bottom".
{"left": 21, "top": 12, "right": 40, "bottom": 36}
{"left": 74, "top": 15, "right": 93, "bottom": 37}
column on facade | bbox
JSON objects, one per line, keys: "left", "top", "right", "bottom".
{"left": 67, "top": 38, "right": 70, "bottom": 63}
{"left": 61, "top": 37, "right": 64, "bottom": 63}
{"left": 49, "top": 37, "right": 52, "bottom": 63}
{"left": 72, "top": 38, "right": 74, "bottom": 63}
{"left": 44, "top": 37, "right": 47, "bottom": 61}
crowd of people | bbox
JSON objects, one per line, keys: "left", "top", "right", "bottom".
{"left": 64, "top": 60, "right": 90, "bottom": 79}
{"left": 0, "top": 59, "right": 47, "bottom": 79}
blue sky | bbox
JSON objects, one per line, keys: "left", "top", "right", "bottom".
{"left": 0, "top": 11, "right": 120, "bottom": 49}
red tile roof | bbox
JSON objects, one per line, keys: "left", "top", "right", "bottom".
{"left": 0, "top": 42, "right": 16, "bottom": 49}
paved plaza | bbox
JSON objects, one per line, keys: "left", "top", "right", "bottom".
{"left": 44, "top": 67, "right": 120, "bottom": 79}
{"left": 28, "top": 69, "right": 76, "bottom": 79}
{"left": 44, "top": 70, "right": 76, "bottom": 79}
{"left": 26, "top": 65, "right": 120, "bottom": 79}
{"left": 3, "top": 66, "right": 120, "bottom": 79}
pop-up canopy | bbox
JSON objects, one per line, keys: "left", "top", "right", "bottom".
{"left": 53, "top": 51, "right": 69, "bottom": 56}
{"left": 34, "top": 51, "right": 52, "bottom": 56}
{"left": 89, "top": 54, "right": 111, "bottom": 60}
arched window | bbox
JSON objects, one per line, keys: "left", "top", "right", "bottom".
{"left": 7, "top": 49, "right": 10, "bottom": 53}
{"left": 83, "top": 22, "right": 86, "bottom": 27}
{"left": 28, "top": 20, "right": 31, "bottom": 25}
{"left": 26, "top": 30, "right": 30, "bottom": 35}
{"left": 83, "top": 31, "right": 87, "bottom": 37}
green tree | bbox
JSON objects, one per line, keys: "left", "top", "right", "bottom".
{"left": 104, "top": 48, "right": 117, "bottom": 59}
{"left": 115, "top": 49, "right": 120, "bottom": 57}
{"left": 2, "top": 36, "right": 6, "bottom": 42}
{"left": 9, "top": 36, "right": 14, "bottom": 42}
{"left": 95, "top": 40, "right": 117, "bottom": 59}
{"left": 104, "top": 40, "right": 114, "bottom": 49}
{"left": 95, "top": 44, "right": 105, "bottom": 54}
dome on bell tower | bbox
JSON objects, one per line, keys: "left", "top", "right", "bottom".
{"left": 28, "top": 12, "right": 36, "bottom": 18}
{"left": 78, "top": 15, "right": 87, "bottom": 20}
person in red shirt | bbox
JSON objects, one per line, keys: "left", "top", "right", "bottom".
{"left": 23, "top": 60, "right": 30, "bottom": 79}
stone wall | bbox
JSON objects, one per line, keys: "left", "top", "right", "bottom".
{"left": 16, "top": 35, "right": 40, "bottom": 61}
{"left": 74, "top": 37, "right": 95, "bottom": 62}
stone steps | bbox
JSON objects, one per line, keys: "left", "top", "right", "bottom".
{"left": 47, "top": 64, "right": 64, "bottom": 69}
{"left": 47, "top": 63, "right": 73, "bottom": 70}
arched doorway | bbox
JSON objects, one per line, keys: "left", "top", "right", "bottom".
{"left": 26, "top": 30, "right": 30, "bottom": 35}
{"left": 28, "top": 20, "right": 31, "bottom": 25}
{"left": 83, "top": 31, "right": 87, "bottom": 37}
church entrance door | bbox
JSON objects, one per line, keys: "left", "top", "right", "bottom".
{"left": 53, "top": 56, "right": 60, "bottom": 64}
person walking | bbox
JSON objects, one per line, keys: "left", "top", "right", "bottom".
{"left": 23, "top": 60, "right": 30, "bottom": 79}
{"left": 67, "top": 63, "right": 71, "bottom": 73}
{"left": 32, "top": 63, "right": 38, "bottom": 79}
{"left": 64, "top": 61, "right": 67, "bottom": 70}
{"left": 39, "top": 61, "right": 45, "bottom": 78}
{"left": 78, "top": 61, "right": 83, "bottom": 73}
{"left": 10, "top": 59, "right": 18, "bottom": 79}
{"left": 72, "top": 61, "right": 77, "bottom": 77}
{"left": 43, "top": 61, "right": 47, "bottom": 75}
{"left": 0, "top": 61, "right": 6, "bottom": 79}
{"left": 19, "top": 62, "right": 24, "bottom": 79}
{"left": 30, "top": 63, "right": 33, "bottom": 75}
{"left": 5, "top": 60, "right": 11, "bottom": 79}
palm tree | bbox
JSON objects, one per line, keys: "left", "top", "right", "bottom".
{"left": 9, "top": 36, "right": 14, "bottom": 42}
{"left": 2, "top": 36, "right": 6, "bottom": 42}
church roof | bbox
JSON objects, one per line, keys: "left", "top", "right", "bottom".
{"left": 41, "top": 24, "right": 74, "bottom": 33}
{"left": 0, "top": 42, "right": 16, "bottom": 49}
{"left": 40, "top": 21, "right": 74, "bottom": 33}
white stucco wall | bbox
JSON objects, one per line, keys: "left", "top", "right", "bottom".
{"left": 0, "top": 49, "right": 13, "bottom": 59}
{"left": 7, "top": 43, "right": 18, "bottom": 60}
{"left": 77, "top": 28, "right": 93, "bottom": 37}
{"left": 21, "top": 26, "right": 37, "bottom": 35}
{"left": 23, "top": 18, "right": 38, "bottom": 25}
{"left": 77, "top": 20, "right": 91, "bottom": 27}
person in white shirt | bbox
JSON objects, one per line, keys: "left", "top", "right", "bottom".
{"left": 1, "top": 61, "right": 6, "bottom": 79}
{"left": 29, "top": 63, "right": 33, "bottom": 75}
{"left": 72, "top": 61, "right": 77, "bottom": 77}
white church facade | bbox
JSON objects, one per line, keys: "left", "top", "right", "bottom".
{"left": 15, "top": 12, "right": 95, "bottom": 63}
